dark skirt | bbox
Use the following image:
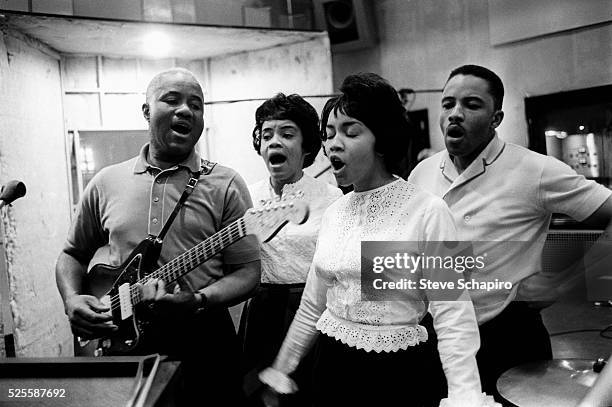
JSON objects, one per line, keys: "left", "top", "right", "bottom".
{"left": 311, "top": 313, "right": 447, "bottom": 407}
{"left": 239, "top": 283, "right": 313, "bottom": 406}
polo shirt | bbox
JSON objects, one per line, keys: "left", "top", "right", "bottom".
{"left": 64, "top": 144, "right": 260, "bottom": 291}
{"left": 408, "top": 134, "right": 611, "bottom": 323}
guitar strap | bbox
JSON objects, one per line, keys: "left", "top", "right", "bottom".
{"left": 151, "top": 159, "right": 217, "bottom": 243}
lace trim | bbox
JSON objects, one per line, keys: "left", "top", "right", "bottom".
{"left": 315, "top": 310, "right": 428, "bottom": 353}
{"left": 339, "top": 179, "right": 416, "bottom": 237}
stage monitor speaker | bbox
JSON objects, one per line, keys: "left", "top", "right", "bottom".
{"left": 313, "top": 0, "right": 377, "bottom": 53}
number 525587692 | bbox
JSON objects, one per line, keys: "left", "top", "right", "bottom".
{"left": 7, "top": 388, "right": 66, "bottom": 398}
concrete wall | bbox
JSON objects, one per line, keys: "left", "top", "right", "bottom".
{"left": 62, "top": 56, "right": 207, "bottom": 130}
{"left": 62, "top": 33, "right": 333, "bottom": 188}
{"left": 332, "top": 0, "right": 612, "bottom": 151}
{"left": 204, "top": 34, "right": 334, "bottom": 185}
{"left": 0, "top": 26, "right": 73, "bottom": 356}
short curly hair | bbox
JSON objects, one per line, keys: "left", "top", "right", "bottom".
{"left": 320, "top": 73, "right": 412, "bottom": 175}
{"left": 252, "top": 93, "right": 321, "bottom": 168}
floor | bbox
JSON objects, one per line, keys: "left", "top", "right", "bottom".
{"left": 494, "top": 301, "right": 612, "bottom": 406}
{"left": 542, "top": 300, "right": 612, "bottom": 360}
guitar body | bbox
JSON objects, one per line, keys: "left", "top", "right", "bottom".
{"left": 84, "top": 238, "right": 161, "bottom": 356}
{"left": 78, "top": 192, "right": 309, "bottom": 357}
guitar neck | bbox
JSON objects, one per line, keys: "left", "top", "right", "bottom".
{"left": 131, "top": 217, "right": 247, "bottom": 304}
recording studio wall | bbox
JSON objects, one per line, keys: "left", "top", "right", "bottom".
{"left": 0, "top": 25, "right": 74, "bottom": 357}
{"left": 330, "top": 0, "right": 612, "bottom": 152}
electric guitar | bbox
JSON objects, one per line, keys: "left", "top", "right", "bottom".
{"left": 82, "top": 192, "right": 308, "bottom": 356}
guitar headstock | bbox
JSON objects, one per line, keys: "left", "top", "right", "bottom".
{"left": 244, "top": 191, "right": 309, "bottom": 242}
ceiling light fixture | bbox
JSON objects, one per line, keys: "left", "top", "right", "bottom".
{"left": 142, "top": 31, "right": 171, "bottom": 58}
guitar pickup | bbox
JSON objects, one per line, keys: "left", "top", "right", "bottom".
{"left": 118, "top": 283, "right": 133, "bottom": 320}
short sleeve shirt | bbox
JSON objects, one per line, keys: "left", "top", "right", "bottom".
{"left": 408, "top": 134, "right": 611, "bottom": 323}
{"left": 63, "top": 144, "right": 260, "bottom": 291}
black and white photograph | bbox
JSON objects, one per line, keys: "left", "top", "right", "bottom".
{"left": 0, "top": 1, "right": 611, "bottom": 406}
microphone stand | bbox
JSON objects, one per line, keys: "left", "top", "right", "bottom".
{"left": 0, "top": 202, "right": 16, "bottom": 356}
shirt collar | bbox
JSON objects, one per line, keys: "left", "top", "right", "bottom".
{"left": 439, "top": 132, "right": 505, "bottom": 182}
{"left": 267, "top": 172, "right": 309, "bottom": 197}
{"left": 133, "top": 143, "right": 201, "bottom": 174}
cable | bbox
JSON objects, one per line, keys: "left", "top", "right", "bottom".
{"left": 549, "top": 324, "right": 612, "bottom": 339}
{"left": 601, "top": 324, "right": 612, "bottom": 339}
{"left": 204, "top": 89, "right": 443, "bottom": 106}
{"left": 550, "top": 328, "right": 604, "bottom": 337}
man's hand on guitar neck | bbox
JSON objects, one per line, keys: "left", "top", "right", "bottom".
{"left": 137, "top": 278, "right": 201, "bottom": 316}
{"left": 64, "top": 294, "right": 118, "bottom": 339}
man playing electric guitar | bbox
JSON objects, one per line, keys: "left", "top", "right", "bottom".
{"left": 56, "top": 68, "right": 261, "bottom": 406}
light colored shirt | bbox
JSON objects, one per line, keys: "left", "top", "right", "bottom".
{"left": 64, "top": 144, "right": 260, "bottom": 291}
{"left": 408, "top": 134, "right": 611, "bottom": 323}
{"left": 269, "top": 178, "right": 487, "bottom": 403}
{"left": 249, "top": 174, "right": 342, "bottom": 284}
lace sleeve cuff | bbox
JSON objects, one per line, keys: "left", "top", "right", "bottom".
{"left": 439, "top": 392, "right": 501, "bottom": 407}
{"left": 258, "top": 368, "right": 299, "bottom": 395}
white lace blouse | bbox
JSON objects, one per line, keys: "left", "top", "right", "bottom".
{"left": 261, "top": 178, "right": 497, "bottom": 406}
{"left": 249, "top": 174, "right": 342, "bottom": 284}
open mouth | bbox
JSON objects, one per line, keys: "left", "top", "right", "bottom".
{"left": 446, "top": 125, "right": 464, "bottom": 139}
{"left": 171, "top": 122, "right": 192, "bottom": 135}
{"left": 329, "top": 156, "right": 345, "bottom": 171}
{"left": 268, "top": 152, "right": 287, "bottom": 166}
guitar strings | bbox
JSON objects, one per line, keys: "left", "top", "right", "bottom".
{"left": 106, "top": 218, "right": 246, "bottom": 311}
{"left": 108, "top": 220, "right": 244, "bottom": 310}
{"left": 136, "top": 219, "right": 245, "bottom": 293}
{"left": 108, "top": 219, "right": 243, "bottom": 309}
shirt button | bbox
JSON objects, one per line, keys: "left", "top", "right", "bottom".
{"left": 464, "top": 215, "right": 471, "bottom": 222}
{"left": 153, "top": 197, "right": 159, "bottom": 202}
{"left": 152, "top": 218, "right": 158, "bottom": 224}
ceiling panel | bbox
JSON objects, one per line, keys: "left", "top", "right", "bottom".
{"left": 0, "top": 11, "right": 325, "bottom": 59}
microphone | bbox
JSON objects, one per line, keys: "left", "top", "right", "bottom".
{"left": 0, "top": 181, "right": 26, "bottom": 209}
